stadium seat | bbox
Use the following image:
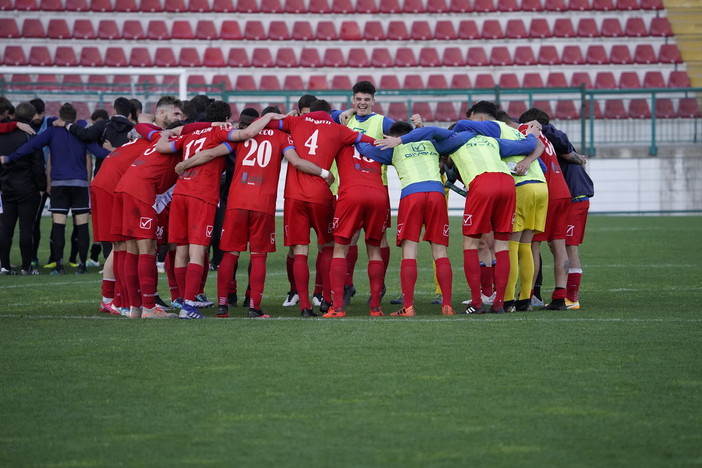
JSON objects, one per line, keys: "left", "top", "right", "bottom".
{"left": 434, "top": 20, "right": 456, "bottom": 40}
{"left": 316, "top": 21, "right": 338, "bottom": 40}
{"left": 538, "top": 45, "right": 560, "bottom": 65}
{"left": 251, "top": 48, "right": 273, "bottom": 67}
{"left": 668, "top": 71, "right": 691, "bottom": 88}
{"left": 419, "top": 48, "right": 441, "bottom": 67}
{"left": 269, "top": 21, "right": 290, "bottom": 40}
{"left": 147, "top": 20, "right": 170, "bottom": 40}
{"left": 561, "top": 45, "right": 584, "bottom": 64}
{"left": 301, "top": 48, "right": 323, "bottom": 67}
{"left": 449, "top": 0, "right": 471, "bottom": 11}
{"left": 522, "top": 0, "right": 543, "bottom": 10}
{"left": 187, "top": 0, "right": 208, "bottom": 12}
{"left": 553, "top": 18, "right": 575, "bottom": 38}
{"left": 22, "top": 18, "right": 44, "bottom": 38}
{"left": 473, "top": 0, "right": 496, "bottom": 12}
{"left": 10, "top": 73, "right": 33, "bottom": 91}
{"left": 66, "top": 0, "right": 88, "bottom": 10}
{"left": 387, "top": 102, "right": 408, "bottom": 120}
{"left": 474, "top": 74, "right": 496, "bottom": 88}
{"left": 114, "top": 0, "right": 136, "bottom": 11}
{"left": 112, "top": 75, "right": 132, "bottom": 93}
{"left": 212, "top": 74, "right": 234, "bottom": 91}
{"left": 387, "top": 21, "right": 410, "bottom": 40}
{"left": 65, "top": 75, "right": 86, "bottom": 91}
{"left": 411, "top": 21, "right": 433, "bottom": 40}
{"left": 592, "top": 0, "right": 614, "bottom": 10}
{"left": 642, "top": 71, "right": 665, "bottom": 88}
{"left": 394, "top": 47, "right": 417, "bottom": 67}
{"left": 90, "top": 0, "right": 111, "bottom": 11}
{"left": 609, "top": 44, "right": 633, "bottom": 64}
{"left": 347, "top": 48, "right": 370, "bottom": 67}
{"left": 435, "top": 102, "right": 458, "bottom": 121}
{"left": 242, "top": 103, "right": 263, "bottom": 115}
{"left": 570, "top": 72, "right": 592, "bottom": 88}
{"left": 380, "top": 75, "right": 402, "bottom": 89}
{"left": 403, "top": 75, "right": 425, "bottom": 89}
{"left": 0, "top": 19, "right": 20, "bottom": 38}
{"left": 122, "top": 20, "right": 145, "bottom": 40}
{"left": 79, "top": 46, "right": 102, "bottom": 66}
{"left": 624, "top": 17, "right": 647, "bottom": 37}
{"left": 634, "top": 44, "right": 656, "bottom": 64}
{"left": 212, "top": 0, "right": 234, "bottom": 11}
{"left": 260, "top": 0, "right": 282, "bottom": 12}
{"left": 457, "top": 20, "right": 480, "bottom": 40}
{"left": 618, "top": 71, "right": 641, "bottom": 88}
{"left": 442, "top": 47, "right": 465, "bottom": 66}
{"left": 514, "top": 46, "right": 537, "bottom": 66}
{"left": 481, "top": 20, "right": 503, "bottom": 39}
{"left": 138, "top": 75, "right": 159, "bottom": 88}
{"left": 659, "top": 44, "right": 682, "bottom": 64}
{"left": 427, "top": 74, "right": 449, "bottom": 89}
{"left": 447, "top": 74, "right": 469, "bottom": 89}
{"left": 153, "top": 47, "right": 177, "bottom": 67}
{"left": 331, "top": 75, "right": 353, "bottom": 89}
{"left": 601, "top": 18, "right": 623, "bottom": 37}
{"left": 332, "top": 0, "right": 353, "bottom": 13}
{"left": 274, "top": 47, "right": 297, "bottom": 68}
{"left": 244, "top": 21, "right": 266, "bottom": 40}
{"left": 523, "top": 72, "right": 544, "bottom": 88}
{"left": 73, "top": 19, "right": 96, "bottom": 39}
{"left": 221, "top": 20, "right": 243, "bottom": 40}
{"left": 322, "top": 48, "right": 344, "bottom": 67}
{"left": 340, "top": 21, "right": 362, "bottom": 40}
{"left": 29, "top": 46, "right": 51, "bottom": 66}
{"left": 14, "top": 0, "right": 38, "bottom": 8}
{"left": 234, "top": 75, "right": 256, "bottom": 90}
{"left": 628, "top": 99, "right": 651, "bottom": 118}
{"left": 467, "top": 47, "right": 489, "bottom": 66}
{"left": 403, "top": 0, "right": 424, "bottom": 12}
{"left": 604, "top": 100, "right": 627, "bottom": 119}
{"left": 585, "top": 45, "right": 608, "bottom": 64}
{"left": 499, "top": 73, "right": 520, "bottom": 88}
{"left": 653, "top": 99, "right": 676, "bottom": 118}
{"left": 47, "top": 18, "right": 71, "bottom": 39}
{"left": 140, "top": 0, "right": 162, "bottom": 12}
{"left": 283, "top": 75, "right": 305, "bottom": 90}
{"left": 371, "top": 48, "right": 393, "bottom": 67}
{"left": 98, "top": 20, "right": 120, "bottom": 40}
{"left": 544, "top": 0, "right": 567, "bottom": 9}
{"left": 203, "top": 47, "right": 226, "bottom": 67}
{"left": 379, "top": 0, "right": 401, "bottom": 13}
{"left": 570, "top": 0, "right": 592, "bottom": 9}
{"left": 309, "top": 0, "right": 332, "bottom": 13}
{"left": 427, "top": 0, "right": 448, "bottom": 12}
{"left": 678, "top": 98, "right": 702, "bottom": 118}
{"left": 179, "top": 47, "right": 201, "bottom": 67}
{"left": 259, "top": 75, "right": 281, "bottom": 90}
{"left": 308, "top": 75, "right": 329, "bottom": 90}
{"left": 532, "top": 100, "right": 553, "bottom": 117}
{"left": 583, "top": 99, "right": 603, "bottom": 119}
{"left": 529, "top": 18, "right": 550, "bottom": 38}
{"left": 355, "top": 0, "right": 378, "bottom": 13}
{"left": 490, "top": 47, "right": 512, "bottom": 66}
{"left": 615, "top": 0, "right": 638, "bottom": 9}
{"left": 292, "top": 20, "right": 314, "bottom": 40}
{"left": 505, "top": 19, "right": 528, "bottom": 39}
{"left": 104, "top": 46, "right": 127, "bottom": 67}
{"left": 171, "top": 20, "right": 194, "bottom": 40}
{"left": 594, "top": 71, "right": 617, "bottom": 89}
{"left": 129, "top": 48, "right": 152, "bottom": 67}
{"left": 54, "top": 46, "right": 78, "bottom": 66}
{"left": 649, "top": 17, "right": 673, "bottom": 37}
{"left": 576, "top": 18, "right": 599, "bottom": 37}
{"left": 412, "top": 102, "right": 434, "bottom": 121}
{"left": 164, "top": 0, "right": 185, "bottom": 11}
{"left": 497, "top": 0, "right": 518, "bottom": 11}
{"left": 554, "top": 100, "right": 579, "bottom": 120}
{"left": 195, "top": 20, "right": 217, "bottom": 40}
{"left": 505, "top": 101, "right": 528, "bottom": 119}
{"left": 546, "top": 72, "right": 568, "bottom": 87}
{"left": 363, "top": 21, "right": 385, "bottom": 40}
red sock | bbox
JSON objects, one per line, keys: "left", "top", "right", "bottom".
{"left": 200, "top": 257, "right": 209, "bottom": 295}
{"left": 435, "top": 257, "right": 452, "bottom": 307}
{"left": 165, "top": 250, "right": 180, "bottom": 301}
{"left": 313, "top": 250, "right": 323, "bottom": 296}
{"left": 293, "top": 254, "right": 311, "bottom": 310}
{"left": 345, "top": 245, "right": 358, "bottom": 287}
{"left": 552, "top": 287, "right": 567, "bottom": 301}
{"left": 217, "top": 253, "right": 238, "bottom": 306}
{"left": 124, "top": 252, "right": 141, "bottom": 308}
{"left": 286, "top": 254, "right": 295, "bottom": 291}
{"left": 101, "top": 279, "right": 115, "bottom": 300}
{"left": 249, "top": 253, "right": 266, "bottom": 310}
{"left": 480, "top": 263, "right": 494, "bottom": 296}
{"left": 174, "top": 266, "right": 187, "bottom": 301}
{"left": 330, "top": 257, "right": 347, "bottom": 309}
{"left": 567, "top": 271, "right": 582, "bottom": 302}
{"left": 400, "top": 259, "right": 417, "bottom": 308}
{"left": 320, "top": 246, "right": 333, "bottom": 303}
{"left": 493, "top": 250, "right": 510, "bottom": 308}
{"left": 184, "top": 262, "right": 204, "bottom": 302}
{"left": 138, "top": 253, "right": 157, "bottom": 309}
{"left": 112, "top": 250, "right": 123, "bottom": 307}
{"left": 368, "top": 260, "right": 385, "bottom": 309}
{"left": 464, "top": 249, "right": 482, "bottom": 306}
{"left": 380, "top": 246, "right": 390, "bottom": 275}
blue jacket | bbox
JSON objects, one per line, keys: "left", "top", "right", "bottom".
{"left": 542, "top": 124, "right": 594, "bottom": 199}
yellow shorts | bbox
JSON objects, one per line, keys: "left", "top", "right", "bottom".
{"left": 512, "top": 182, "right": 548, "bottom": 233}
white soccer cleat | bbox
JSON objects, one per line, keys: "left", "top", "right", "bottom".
{"left": 141, "top": 306, "right": 177, "bottom": 319}
{"left": 282, "top": 291, "right": 299, "bottom": 307}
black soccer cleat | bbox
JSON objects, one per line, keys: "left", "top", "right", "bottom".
{"left": 301, "top": 308, "right": 318, "bottom": 317}
{"left": 503, "top": 300, "right": 516, "bottom": 313}
{"left": 227, "top": 292, "right": 238, "bottom": 307}
{"left": 515, "top": 299, "right": 532, "bottom": 312}
{"left": 464, "top": 304, "right": 487, "bottom": 315}
{"left": 216, "top": 305, "right": 230, "bottom": 318}
{"left": 543, "top": 299, "right": 567, "bottom": 310}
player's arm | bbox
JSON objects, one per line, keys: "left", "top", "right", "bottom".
{"left": 133, "top": 123, "right": 163, "bottom": 142}
{"left": 375, "top": 126, "right": 453, "bottom": 149}
{"left": 283, "top": 147, "right": 335, "bottom": 186}
{"left": 1, "top": 130, "right": 51, "bottom": 164}
{"left": 229, "top": 113, "right": 285, "bottom": 141}
{"left": 54, "top": 118, "right": 104, "bottom": 143}
{"left": 511, "top": 138, "right": 545, "bottom": 176}
{"left": 155, "top": 129, "right": 183, "bottom": 154}
{"left": 87, "top": 141, "right": 111, "bottom": 159}
{"left": 559, "top": 151, "right": 586, "bottom": 166}
{"left": 453, "top": 119, "right": 501, "bottom": 138}
{"left": 174, "top": 143, "right": 231, "bottom": 175}
{"left": 0, "top": 121, "right": 35, "bottom": 135}
{"left": 354, "top": 142, "right": 393, "bottom": 165}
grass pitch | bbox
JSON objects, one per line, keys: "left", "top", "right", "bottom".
{"left": 1, "top": 215, "right": 700, "bottom": 467}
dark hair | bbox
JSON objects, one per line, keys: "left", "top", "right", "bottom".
{"left": 239, "top": 107, "right": 260, "bottom": 129}
{"left": 353, "top": 80, "right": 376, "bottom": 96}
{"left": 91, "top": 109, "right": 109, "bottom": 122}
{"left": 466, "top": 101, "right": 498, "bottom": 119}
{"left": 113, "top": 97, "right": 132, "bottom": 117}
{"left": 14, "top": 102, "right": 37, "bottom": 123}
{"left": 387, "top": 121, "right": 413, "bottom": 137}
{"left": 59, "top": 102, "right": 77, "bottom": 122}
{"left": 29, "top": 98, "right": 45, "bottom": 115}
{"left": 155, "top": 95, "right": 183, "bottom": 111}
{"left": 0, "top": 96, "right": 12, "bottom": 115}
{"left": 191, "top": 94, "right": 213, "bottom": 113}
{"left": 182, "top": 100, "right": 195, "bottom": 118}
{"left": 495, "top": 110, "right": 515, "bottom": 125}
{"left": 205, "top": 100, "right": 232, "bottom": 122}
{"left": 309, "top": 99, "right": 332, "bottom": 114}
{"left": 129, "top": 98, "right": 142, "bottom": 121}
{"left": 297, "top": 94, "right": 317, "bottom": 111}
{"left": 519, "top": 107, "right": 550, "bottom": 126}
{"left": 262, "top": 105, "right": 281, "bottom": 115}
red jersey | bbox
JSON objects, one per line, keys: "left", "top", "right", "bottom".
{"left": 170, "top": 126, "right": 229, "bottom": 205}
{"left": 335, "top": 145, "right": 385, "bottom": 196}
{"left": 276, "top": 111, "right": 374, "bottom": 205}
{"left": 91, "top": 137, "right": 153, "bottom": 193}
{"left": 518, "top": 125, "right": 570, "bottom": 200}
{"left": 228, "top": 128, "right": 294, "bottom": 216}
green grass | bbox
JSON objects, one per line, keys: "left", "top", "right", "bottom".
{"left": 1, "top": 215, "right": 701, "bottom": 467}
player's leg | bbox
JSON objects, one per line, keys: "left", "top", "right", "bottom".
{"left": 393, "top": 239, "right": 418, "bottom": 316}
{"left": 463, "top": 235, "right": 485, "bottom": 314}
{"left": 124, "top": 238, "right": 142, "bottom": 317}
{"left": 284, "top": 198, "right": 316, "bottom": 316}
{"left": 50, "top": 212, "right": 68, "bottom": 274}
{"left": 548, "top": 238, "right": 569, "bottom": 304}
{"left": 431, "top": 242, "right": 454, "bottom": 315}
{"left": 216, "top": 251, "right": 239, "bottom": 318}
{"left": 282, "top": 246, "right": 298, "bottom": 306}
{"left": 343, "top": 229, "right": 361, "bottom": 306}
{"left": 327, "top": 242, "right": 350, "bottom": 317}
{"left": 565, "top": 199, "right": 589, "bottom": 309}
{"left": 135, "top": 236, "right": 159, "bottom": 314}
{"left": 515, "top": 229, "right": 535, "bottom": 311}
{"left": 366, "top": 244, "right": 384, "bottom": 316}
{"left": 479, "top": 233, "right": 495, "bottom": 303}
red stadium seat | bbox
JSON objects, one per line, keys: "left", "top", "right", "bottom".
{"left": 668, "top": 71, "right": 691, "bottom": 88}
{"left": 363, "top": 21, "right": 385, "bottom": 40}
{"left": 283, "top": 75, "right": 305, "bottom": 90}
{"left": 55, "top": 46, "right": 78, "bottom": 66}
{"left": 403, "top": 75, "right": 425, "bottom": 89}
{"left": 332, "top": 0, "right": 353, "bottom": 12}
{"left": 505, "top": 101, "right": 528, "bottom": 119}
{"left": 29, "top": 46, "right": 51, "bottom": 66}
{"left": 79, "top": 47, "right": 102, "bottom": 66}
{"left": 371, "top": 48, "right": 393, "bottom": 67}
{"left": 340, "top": 21, "right": 362, "bottom": 40}
{"left": 451, "top": 74, "right": 471, "bottom": 88}
{"left": 654, "top": 99, "right": 676, "bottom": 118}
{"left": 195, "top": 20, "right": 217, "bottom": 40}
{"left": 164, "top": 0, "right": 185, "bottom": 11}
{"left": 678, "top": 98, "right": 702, "bottom": 118}
{"left": 585, "top": 45, "right": 608, "bottom": 64}
{"left": 122, "top": 20, "right": 145, "bottom": 40}
{"left": 473, "top": 0, "right": 495, "bottom": 12}
{"left": 259, "top": 75, "right": 281, "bottom": 90}
{"left": 490, "top": 46, "right": 512, "bottom": 66}
{"left": 269, "top": 21, "right": 291, "bottom": 40}
{"left": 292, "top": 21, "right": 314, "bottom": 40}
{"left": 171, "top": 20, "right": 194, "bottom": 40}
{"left": 308, "top": 75, "right": 329, "bottom": 90}
{"left": 442, "top": 47, "right": 465, "bottom": 66}
{"left": 387, "top": 21, "right": 410, "bottom": 40}
{"left": 628, "top": 99, "right": 651, "bottom": 118}
{"left": 179, "top": 47, "right": 201, "bottom": 67}
{"left": 347, "top": 48, "right": 370, "bottom": 67}
{"left": 14, "top": 0, "right": 38, "bottom": 8}
{"left": 618, "top": 71, "right": 641, "bottom": 88}
{"left": 467, "top": 47, "right": 489, "bottom": 66}
{"left": 9, "top": 73, "right": 32, "bottom": 91}
{"left": 601, "top": 18, "right": 623, "bottom": 37}
{"left": 203, "top": 47, "right": 226, "bottom": 67}
{"left": 153, "top": 47, "right": 177, "bottom": 67}
{"left": 412, "top": 102, "right": 434, "bottom": 121}
{"left": 427, "top": 74, "right": 449, "bottom": 89}
{"left": 546, "top": 72, "right": 568, "bottom": 88}
{"left": 251, "top": 48, "right": 274, "bottom": 67}
{"left": 187, "top": 0, "right": 208, "bottom": 12}
{"left": 411, "top": 21, "right": 433, "bottom": 40}
{"left": 322, "top": 48, "right": 344, "bottom": 67}
{"left": 300, "top": 48, "right": 323, "bottom": 67}
{"left": 234, "top": 75, "right": 256, "bottom": 90}
{"left": 532, "top": 100, "right": 553, "bottom": 117}
{"left": 592, "top": 0, "right": 614, "bottom": 9}
{"left": 571, "top": 72, "right": 593, "bottom": 88}
{"left": 553, "top": 18, "right": 575, "bottom": 38}
{"left": 449, "top": 0, "right": 471, "bottom": 11}
{"left": 529, "top": 18, "right": 550, "bottom": 38}
{"left": 624, "top": 17, "right": 647, "bottom": 37}
{"left": 316, "top": 21, "right": 338, "bottom": 40}
{"left": 147, "top": 20, "right": 170, "bottom": 40}
{"left": 275, "top": 47, "right": 297, "bottom": 67}
{"left": 22, "top": 18, "right": 45, "bottom": 38}
{"left": 404, "top": 0, "right": 424, "bottom": 12}
{"left": 115, "top": 0, "right": 137, "bottom": 10}
{"left": 523, "top": 72, "right": 544, "bottom": 88}
{"left": 418, "top": 47, "right": 441, "bottom": 67}
{"left": 377, "top": 75, "right": 399, "bottom": 90}
{"left": 387, "top": 102, "right": 408, "bottom": 120}
{"left": 538, "top": 45, "right": 560, "bottom": 65}
{"left": 395, "top": 47, "right": 417, "bottom": 67}
{"left": 576, "top": 18, "right": 599, "bottom": 37}
{"left": 615, "top": 0, "right": 638, "bottom": 9}
{"left": 497, "top": 0, "right": 518, "bottom": 11}
{"left": 505, "top": 19, "right": 528, "bottom": 39}
{"left": 220, "top": 20, "right": 243, "bottom": 40}
{"left": 554, "top": 100, "right": 579, "bottom": 120}
{"left": 65, "top": 75, "right": 86, "bottom": 91}
{"left": 331, "top": 75, "right": 353, "bottom": 90}
{"left": 499, "top": 73, "right": 520, "bottom": 88}
{"left": 355, "top": 0, "right": 378, "bottom": 12}
{"left": 427, "top": 0, "right": 448, "bottom": 12}
{"left": 649, "top": 17, "right": 673, "bottom": 37}
{"left": 212, "top": 0, "right": 234, "bottom": 11}
{"left": 561, "top": 45, "right": 584, "bottom": 64}
{"left": 0, "top": 19, "right": 20, "bottom": 38}
{"left": 129, "top": 48, "right": 152, "bottom": 67}
{"left": 73, "top": 19, "right": 96, "bottom": 39}
{"left": 140, "top": 0, "right": 161, "bottom": 12}
{"left": 66, "top": 0, "right": 88, "bottom": 10}
{"left": 243, "top": 103, "right": 263, "bottom": 115}
{"left": 544, "top": 0, "right": 567, "bottom": 9}
{"left": 244, "top": 21, "right": 266, "bottom": 40}
{"left": 104, "top": 46, "right": 127, "bottom": 67}
{"left": 522, "top": 0, "right": 543, "bottom": 10}
{"left": 112, "top": 75, "right": 132, "bottom": 93}
{"left": 642, "top": 71, "right": 665, "bottom": 88}
{"left": 634, "top": 44, "right": 656, "bottom": 64}
{"left": 47, "top": 18, "right": 70, "bottom": 39}
{"left": 594, "top": 71, "right": 617, "bottom": 89}
{"left": 434, "top": 20, "right": 456, "bottom": 40}
{"left": 309, "top": 0, "right": 332, "bottom": 13}
{"left": 659, "top": 44, "right": 682, "bottom": 64}
{"left": 514, "top": 46, "right": 537, "bottom": 65}
{"left": 610, "top": 44, "right": 633, "bottom": 64}
{"left": 90, "top": 0, "right": 111, "bottom": 11}
{"left": 481, "top": 20, "right": 503, "bottom": 39}
{"left": 379, "top": 0, "right": 401, "bottom": 13}
{"left": 260, "top": 0, "right": 282, "bottom": 12}
{"left": 457, "top": 20, "right": 480, "bottom": 40}
{"left": 98, "top": 20, "right": 120, "bottom": 40}
{"left": 475, "top": 74, "right": 496, "bottom": 88}
{"left": 583, "top": 100, "right": 603, "bottom": 119}
{"left": 435, "top": 102, "right": 458, "bottom": 121}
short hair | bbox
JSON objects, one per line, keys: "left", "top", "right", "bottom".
{"left": 91, "top": 109, "right": 109, "bottom": 122}
{"left": 182, "top": 100, "right": 195, "bottom": 118}
{"left": 29, "top": 98, "right": 45, "bottom": 115}
{"left": 387, "top": 121, "right": 413, "bottom": 137}
{"left": 495, "top": 110, "right": 515, "bottom": 125}
{"left": 191, "top": 94, "right": 213, "bottom": 113}
{"left": 129, "top": 98, "right": 142, "bottom": 121}
{"left": 466, "top": 101, "right": 498, "bottom": 119}
{"left": 113, "top": 97, "right": 132, "bottom": 117}
{"left": 519, "top": 107, "right": 550, "bottom": 126}
{"left": 0, "top": 96, "right": 12, "bottom": 115}
{"left": 59, "top": 102, "right": 77, "bottom": 122}
{"left": 262, "top": 105, "right": 281, "bottom": 115}
{"left": 353, "top": 80, "right": 376, "bottom": 96}
{"left": 14, "top": 102, "right": 37, "bottom": 123}
{"left": 239, "top": 107, "right": 260, "bottom": 129}
{"left": 297, "top": 94, "right": 317, "bottom": 111}
{"left": 205, "top": 100, "right": 232, "bottom": 122}
{"left": 155, "top": 95, "right": 183, "bottom": 111}
{"left": 309, "top": 99, "right": 332, "bottom": 114}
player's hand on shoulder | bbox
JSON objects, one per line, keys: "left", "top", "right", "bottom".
{"left": 410, "top": 114, "right": 424, "bottom": 128}
{"left": 339, "top": 108, "right": 356, "bottom": 126}
{"left": 514, "top": 160, "right": 530, "bottom": 176}
{"left": 374, "top": 135, "right": 401, "bottom": 150}
{"left": 17, "top": 122, "right": 36, "bottom": 135}
{"left": 102, "top": 140, "right": 116, "bottom": 151}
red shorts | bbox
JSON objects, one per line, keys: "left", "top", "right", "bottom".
{"left": 333, "top": 187, "right": 389, "bottom": 246}
{"left": 91, "top": 186, "right": 122, "bottom": 242}
{"left": 396, "top": 191, "right": 449, "bottom": 246}
{"left": 114, "top": 192, "right": 159, "bottom": 240}
{"left": 566, "top": 199, "right": 590, "bottom": 246}
{"left": 283, "top": 198, "right": 334, "bottom": 246}
{"left": 156, "top": 205, "right": 170, "bottom": 246}
{"left": 220, "top": 208, "right": 276, "bottom": 253}
{"left": 168, "top": 194, "right": 217, "bottom": 246}
{"left": 462, "top": 172, "right": 516, "bottom": 238}
{"left": 534, "top": 197, "right": 570, "bottom": 242}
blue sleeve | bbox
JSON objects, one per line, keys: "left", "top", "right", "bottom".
{"left": 330, "top": 109, "right": 343, "bottom": 124}
{"left": 433, "top": 131, "right": 474, "bottom": 155}
{"left": 8, "top": 131, "right": 51, "bottom": 161}
{"left": 538, "top": 157, "right": 547, "bottom": 172}
{"left": 88, "top": 141, "right": 111, "bottom": 159}
{"left": 355, "top": 142, "right": 394, "bottom": 165}
{"left": 454, "top": 120, "right": 501, "bottom": 138}
{"left": 496, "top": 134, "right": 537, "bottom": 157}
{"left": 382, "top": 116, "right": 394, "bottom": 133}
{"left": 400, "top": 127, "right": 454, "bottom": 144}
{"left": 222, "top": 142, "right": 233, "bottom": 153}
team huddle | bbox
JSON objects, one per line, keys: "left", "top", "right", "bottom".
{"left": 0, "top": 80, "right": 593, "bottom": 319}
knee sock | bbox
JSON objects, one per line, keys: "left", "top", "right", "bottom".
{"left": 380, "top": 246, "right": 390, "bottom": 277}
{"left": 345, "top": 245, "right": 358, "bottom": 288}
{"left": 124, "top": 252, "right": 141, "bottom": 308}
{"left": 184, "top": 262, "right": 204, "bottom": 303}
{"left": 518, "top": 242, "right": 534, "bottom": 300}
{"left": 175, "top": 266, "right": 187, "bottom": 301}
{"left": 112, "top": 250, "right": 123, "bottom": 307}
{"left": 367, "top": 260, "right": 385, "bottom": 309}
{"left": 480, "top": 262, "right": 494, "bottom": 297}
{"left": 493, "top": 250, "right": 511, "bottom": 309}
{"left": 286, "top": 254, "right": 296, "bottom": 291}
{"left": 464, "top": 249, "right": 482, "bottom": 307}
{"left": 249, "top": 253, "right": 267, "bottom": 310}
{"left": 330, "top": 257, "right": 347, "bottom": 309}
{"left": 434, "top": 257, "right": 452, "bottom": 306}
{"left": 75, "top": 224, "right": 89, "bottom": 265}
{"left": 505, "top": 240, "right": 520, "bottom": 303}
{"left": 313, "top": 251, "right": 323, "bottom": 296}
{"left": 51, "top": 223, "right": 66, "bottom": 266}
{"left": 138, "top": 253, "right": 157, "bottom": 309}
{"left": 165, "top": 250, "right": 180, "bottom": 301}
{"left": 533, "top": 253, "right": 543, "bottom": 300}
{"left": 101, "top": 278, "right": 115, "bottom": 302}
{"left": 552, "top": 287, "right": 567, "bottom": 301}
{"left": 567, "top": 269, "right": 583, "bottom": 302}
{"left": 199, "top": 257, "right": 209, "bottom": 295}
{"left": 217, "top": 253, "right": 238, "bottom": 306}
{"left": 320, "top": 246, "right": 333, "bottom": 303}
{"left": 400, "top": 259, "right": 417, "bottom": 308}
{"left": 293, "top": 254, "right": 311, "bottom": 310}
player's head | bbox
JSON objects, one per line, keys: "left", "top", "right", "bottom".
{"left": 28, "top": 98, "right": 45, "bottom": 125}
{"left": 495, "top": 110, "right": 518, "bottom": 128}
{"left": 352, "top": 80, "right": 376, "bottom": 117}
{"left": 91, "top": 109, "right": 109, "bottom": 122}
{"left": 262, "top": 105, "right": 281, "bottom": 115}
{"left": 297, "top": 94, "right": 317, "bottom": 115}
{"left": 0, "top": 96, "right": 12, "bottom": 121}
{"left": 191, "top": 94, "right": 213, "bottom": 114}
{"left": 466, "top": 101, "right": 498, "bottom": 121}
{"left": 310, "top": 99, "right": 332, "bottom": 114}
{"left": 238, "top": 107, "right": 260, "bottom": 129}
{"left": 59, "top": 102, "right": 77, "bottom": 122}
{"left": 113, "top": 97, "right": 132, "bottom": 117}
{"left": 205, "top": 100, "right": 232, "bottom": 123}
{"left": 129, "top": 98, "right": 142, "bottom": 123}
{"left": 154, "top": 95, "right": 184, "bottom": 129}
{"left": 387, "top": 121, "right": 413, "bottom": 137}
{"left": 14, "top": 102, "right": 37, "bottom": 124}
{"left": 519, "top": 107, "right": 550, "bottom": 126}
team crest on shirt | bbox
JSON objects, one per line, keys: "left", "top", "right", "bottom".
{"left": 397, "top": 223, "right": 404, "bottom": 236}
{"left": 463, "top": 214, "right": 473, "bottom": 226}
{"left": 205, "top": 225, "right": 214, "bottom": 237}
{"left": 566, "top": 225, "right": 575, "bottom": 237}
{"left": 270, "top": 233, "right": 276, "bottom": 244}
{"left": 155, "top": 225, "right": 164, "bottom": 238}
{"left": 443, "top": 224, "right": 450, "bottom": 236}
{"left": 139, "top": 217, "right": 152, "bottom": 230}
{"left": 332, "top": 218, "right": 339, "bottom": 230}
{"left": 328, "top": 222, "right": 335, "bottom": 233}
